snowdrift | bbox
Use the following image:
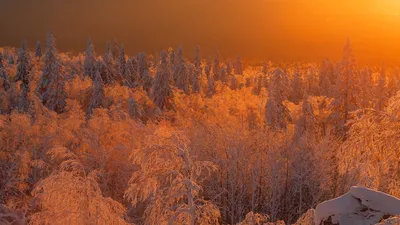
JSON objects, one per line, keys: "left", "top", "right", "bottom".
{"left": 314, "top": 186, "right": 400, "bottom": 225}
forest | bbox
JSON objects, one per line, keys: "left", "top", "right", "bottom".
{"left": 0, "top": 32, "right": 399, "bottom": 225}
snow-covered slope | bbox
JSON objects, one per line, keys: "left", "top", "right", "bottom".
{"left": 314, "top": 186, "right": 400, "bottom": 225}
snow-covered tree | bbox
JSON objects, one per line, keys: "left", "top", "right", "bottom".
{"left": 220, "top": 67, "right": 228, "bottom": 84}
{"left": 234, "top": 55, "right": 243, "bottom": 75}
{"left": 194, "top": 45, "right": 201, "bottom": 71}
{"left": 111, "top": 38, "right": 119, "bottom": 60}
{"left": 0, "top": 53, "right": 10, "bottom": 91}
{"left": 142, "top": 69, "right": 154, "bottom": 96}
{"left": 125, "top": 133, "right": 219, "bottom": 225}
{"left": 127, "top": 97, "right": 142, "bottom": 120}
{"left": 35, "top": 41, "right": 42, "bottom": 60}
{"left": 119, "top": 44, "right": 126, "bottom": 76}
{"left": 15, "top": 40, "right": 31, "bottom": 91}
{"left": 230, "top": 75, "right": 238, "bottom": 90}
{"left": 294, "top": 93, "right": 316, "bottom": 139}
{"left": 226, "top": 60, "right": 233, "bottom": 75}
{"left": 374, "top": 62, "right": 388, "bottom": 111}
{"left": 8, "top": 55, "right": 14, "bottom": 64}
{"left": 329, "top": 38, "right": 359, "bottom": 133}
{"left": 0, "top": 52, "right": 4, "bottom": 68}
{"left": 136, "top": 52, "right": 149, "bottom": 79}
{"left": 87, "top": 70, "right": 105, "bottom": 116}
{"left": 265, "top": 68, "right": 291, "bottom": 130}
{"left": 207, "top": 70, "right": 216, "bottom": 97}
{"left": 358, "top": 67, "right": 373, "bottom": 108}
{"left": 83, "top": 38, "right": 96, "bottom": 79}
{"left": 192, "top": 67, "right": 202, "bottom": 94}
{"left": 289, "top": 70, "right": 303, "bottom": 104}
{"left": 320, "top": 58, "right": 336, "bottom": 86}
{"left": 37, "top": 32, "right": 66, "bottom": 113}
{"left": 0, "top": 68, "right": 10, "bottom": 91}
{"left": 262, "top": 62, "right": 268, "bottom": 75}
{"left": 213, "top": 50, "right": 220, "bottom": 81}
{"left": 176, "top": 61, "right": 190, "bottom": 94}
{"left": 152, "top": 51, "right": 174, "bottom": 111}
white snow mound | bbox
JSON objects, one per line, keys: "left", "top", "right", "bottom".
{"left": 314, "top": 186, "right": 400, "bottom": 225}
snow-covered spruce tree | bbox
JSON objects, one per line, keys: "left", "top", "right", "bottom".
{"left": 168, "top": 48, "right": 175, "bottom": 67}
{"left": 289, "top": 69, "right": 303, "bottom": 104}
{"left": 207, "top": 70, "right": 216, "bottom": 97}
{"left": 213, "top": 50, "right": 220, "bottom": 81}
{"left": 176, "top": 61, "right": 190, "bottom": 94}
{"left": 204, "top": 60, "right": 212, "bottom": 79}
{"left": 329, "top": 38, "right": 358, "bottom": 134}
{"left": 374, "top": 62, "right": 388, "bottom": 111}
{"left": 252, "top": 75, "right": 262, "bottom": 95}
{"left": 230, "top": 75, "right": 238, "bottom": 90}
{"left": 0, "top": 53, "right": 10, "bottom": 91}
{"left": 387, "top": 70, "right": 399, "bottom": 97}
{"left": 128, "top": 97, "right": 142, "bottom": 120}
{"left": 194, "top": 45, "right": 201, "bottom": 71}
{"left": 37, "top": 32, "right": 67, "bottom": 113}
{"left": 111, "top": 38, "right": 120, "bottom": 60}
{"left": 152, "top": 51, "right": 174, "bottom": 111}
{"left": 102, "top": 41, "right": 118, "bottom": 83}
{"left": 96, "top": 59, "right": 112, "bottom": 85}
{"left": 358, "top": 67, "right": 373, "bottom": 108}
{"left": 142, "top": 69, "right": 154, "bottom": 96}
{"left": 294, "top": 93, "right": 316, "bottom": 139}
{"left": 35, "top": 41, "right": 42, "bottom": 60}
{"left": 119, "top": 44, "right": 126, "bottom": 76}
{"left": 320, "top": 58, "right": 336, "bottom": 86}
{"left": 265, "top": 68, "right": 291, "bottom": 130}
{"left": 15, "top": 40, "right": 31, "bottom": 91}
{"left": 87, "top": 70, "right": 105, "bottom": 116}
{"left": 0, "top": 52, "right": 4, "bottom": 68}
{"left": 319, "top": 70, "right": 332, "bottom": 97}
{"left": 226, "top": 60, "right": 233, "bottom": 75}
{"left": 234, "top": 55, "right": 243, "bottom": 75}
{"left": 192, "top": 67, "right": 202, "bottom": 94}
{"left": 8, "top": 55, "right": 14, "bottom": 64}
{"left": 136, "top": 52, "right": 149, "bottom": 80}
{"left": 83, "top": 38, "right": 96, "bottom": 79}
{"left": 262, "top": 62, "right": 268, "bottom": 75}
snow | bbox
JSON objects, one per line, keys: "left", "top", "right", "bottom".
{"left": 314, "top": 186, "right": 400, "bottom": 225}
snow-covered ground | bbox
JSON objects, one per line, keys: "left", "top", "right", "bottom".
{"left": 314, "top": 186, "right": 400, "bottom": 225}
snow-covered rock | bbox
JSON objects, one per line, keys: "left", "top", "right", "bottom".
{"left": 314, "top": 186, "right": 400, "bottom": 225}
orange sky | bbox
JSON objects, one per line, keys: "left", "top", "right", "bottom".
{"left": 0, "top": 0, "right": 399, "bottom": 65}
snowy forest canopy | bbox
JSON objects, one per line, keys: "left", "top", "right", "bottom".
{"left": 0, "top": 32, "right": 400, "bottom": 225}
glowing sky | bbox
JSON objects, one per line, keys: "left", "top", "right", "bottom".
{"left": 0, "top": 0, "right": 399, "bottom": 65}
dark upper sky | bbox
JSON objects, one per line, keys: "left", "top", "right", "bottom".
{"left": 1, "top": 0, "right": 400, "bottom": 65}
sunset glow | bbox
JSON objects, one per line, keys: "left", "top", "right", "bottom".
{"left": 1, "top": 1, "right": 400, "bottom": 225}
